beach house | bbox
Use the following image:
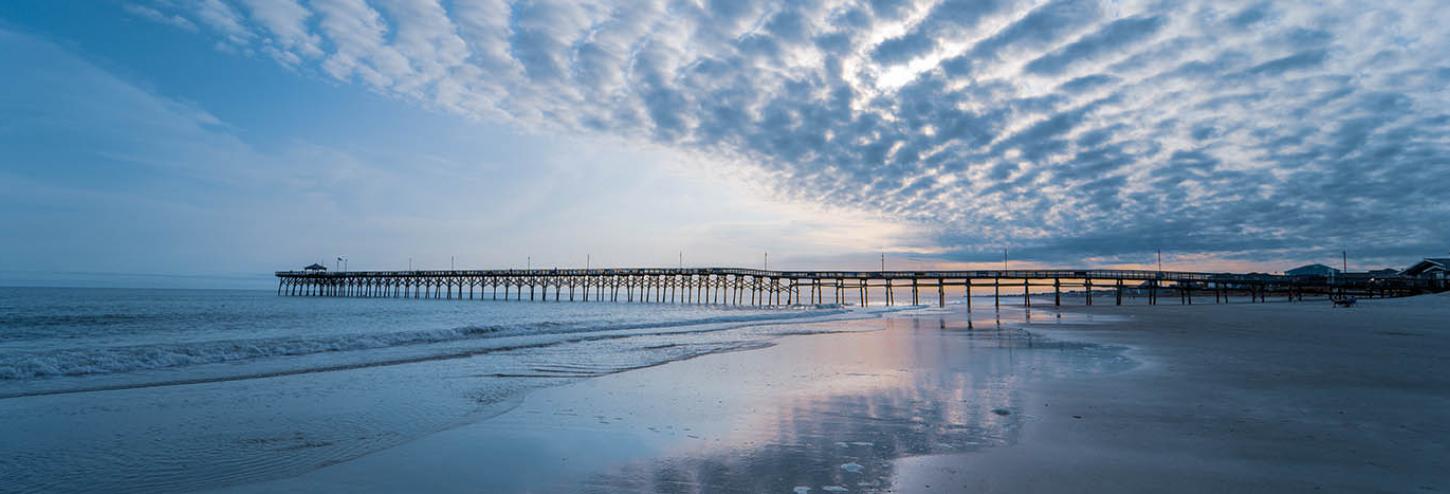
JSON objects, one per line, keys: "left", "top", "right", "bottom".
{"left": 1402, "top": 258, "right": 1449, "bottom": 290}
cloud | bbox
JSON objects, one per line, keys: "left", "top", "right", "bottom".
{"left": 195, "top": 0, "right": 253, "bottom": 46}
{"left": 1022, "top": 15, "right": 1164, "bottom": 76}
{"left": 236, "top": 0, "right": 322, "bottom": 63}
{"left": 139, "top": 0, "right": 1450, "bottom": 267}
{"left": 123, "top": 3, "right": 199, "bottom": 32}
{"left": 2, "top": 26, "right": 927, "bottom": 284}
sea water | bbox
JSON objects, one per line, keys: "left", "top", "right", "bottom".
{"left": 0, "top": 287, "right": 855, "bottom": 493}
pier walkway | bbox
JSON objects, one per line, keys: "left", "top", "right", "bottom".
{"left": 275, "top": 268, "right": 1428, "bottom": 308}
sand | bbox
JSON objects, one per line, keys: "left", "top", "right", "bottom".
{"left": 895, "top": 293, "right": 1450, "bottom": 493}
{"left": 219, "top": 294, "right": 1450, "bottom": 493}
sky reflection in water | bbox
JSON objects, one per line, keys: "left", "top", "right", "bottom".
{"left": 578, "top": 313, "right": 1134, "bottom": 493}
{"left": 268, "top": 308, "right": 1136, "bottom": 494}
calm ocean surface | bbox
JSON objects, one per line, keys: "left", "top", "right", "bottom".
{"left": 0, "top": 287, "right": 857, "bottom": 493}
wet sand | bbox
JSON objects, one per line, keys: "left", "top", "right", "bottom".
{"left": 221, "top": 295, "right": 1450, "bottom": 493}
{"left": 896, "top": 293, "right": 1450, "bottom": 493}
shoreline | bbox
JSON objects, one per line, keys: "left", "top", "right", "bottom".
{"left": 222, "top": 294, "right": 1449, "bottom": 493}
{"left": 0, "top": 304, "right": 861, "bottom": 400}
{"left": 216, "top": 305, "right": 1134, "bottom": 493}
{"left": 0, "top": 296, "right": 870, "bottom": 494}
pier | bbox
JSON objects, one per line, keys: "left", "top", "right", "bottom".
{"left": 275, "top": 268, "right": 1430, "bottom": 307}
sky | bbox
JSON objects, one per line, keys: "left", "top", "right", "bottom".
{"left": 1, "top": 0, "right": 1447, "bottom": 288}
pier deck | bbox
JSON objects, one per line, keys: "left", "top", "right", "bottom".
{"left": 276, "top": 268, "right": 1428, "bottom": 307}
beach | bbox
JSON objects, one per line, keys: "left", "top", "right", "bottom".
{"left": 214, "top": 293, "right": 1450, "bottom": 493}
{"left": 0, "top": 288, "right": 861, "bottom": 493}
{"left": 4, "top": 291, "right": 1447, "bottom": 493}
{"left": 895, "top": 294, "right": 1450, "bottom": 493}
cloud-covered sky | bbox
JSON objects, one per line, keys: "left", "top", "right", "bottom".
{"left": 2, "top": 1, "right": 1448, "bottom": 286}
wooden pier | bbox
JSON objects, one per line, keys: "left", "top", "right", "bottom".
{"left": 275, "top": 268, "right": 1427, "bottom": 307}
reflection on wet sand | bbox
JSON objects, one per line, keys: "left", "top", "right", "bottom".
{"left": 570, "top": 313, "right": 1135, "bottom": 493}
{"left": 217, "top": 309, "right": 1135, "bottom": 494}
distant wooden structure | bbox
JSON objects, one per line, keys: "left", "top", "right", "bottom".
{"left": 1402, "top": 258, "right": 1449, "bottom": 291}
{"left": 274, "top": 266, "right": 1435, "bottom": 307}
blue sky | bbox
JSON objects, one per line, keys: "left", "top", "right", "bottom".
{"left": 1, "top": 1, "right": 1447, "bottom": 288}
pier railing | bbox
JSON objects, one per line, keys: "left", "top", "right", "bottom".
{"left": 276, "top": 267, "right": 1430, "bottom": 308}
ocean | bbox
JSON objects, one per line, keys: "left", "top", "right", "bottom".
{"left": 0, "top": 287, "right": 858, "bottom": 493}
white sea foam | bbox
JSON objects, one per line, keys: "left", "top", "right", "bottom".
{"left": 0, "top": 308, "right": 850, "bottom": 381}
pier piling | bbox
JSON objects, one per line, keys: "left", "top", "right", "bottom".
{"left": 274, "top": 267, "right": 1421, "bottom": 310}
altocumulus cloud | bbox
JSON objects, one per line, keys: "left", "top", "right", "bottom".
{"left": 136, "top": 0, "right": 1450, "bottom": 265}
